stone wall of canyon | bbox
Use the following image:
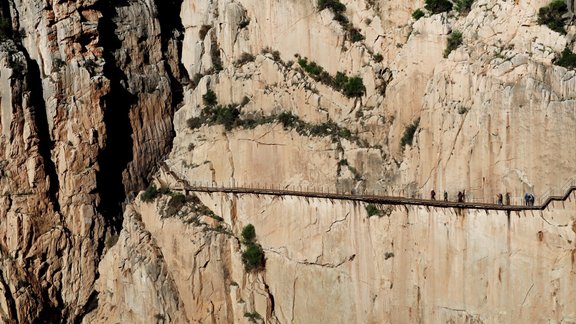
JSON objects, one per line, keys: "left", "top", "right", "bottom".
{"left": 0, "top": 0, "right": 573, "bottom": 322}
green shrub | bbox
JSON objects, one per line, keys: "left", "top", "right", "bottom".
{"left": 412, "top": 8, "right": 425, "bottom": 20}
{"left": 298, "top": 57, "right": 324, "bottom": 76}
{"left": 278, "top": 111, "right": 299, "bottom": 128}
{"left": 203, "top": 89, "right": 218, "bottom": 106}
{"left": 262, "top": 47, "right": 282, "bottom": 62}
{"left": 457, "top": 106, "right": 469, "bottom": 114}
{"left": 343, "top": 76, "right": 366, "bottom": 98}
{"left": 538, "top": 0, "right": 568, "bottom": 34}
{"left": 425, "top": 0, "right": 453, "bottom": 14}
{"left": 365, "top": 204, "right": 380, "bottom": 217}
{"left": 241, "top": 224, "right": 256, "bottom": 243}
{"left": 141, "top": 184, "right": 159, "bottom": 202}
{"left": 242, "top": 243, "right": 265, "bottom": 271}
{"left": 443, "top": 30, "right": 463, "bottom": 58}
{"left": 169, "top": 193, "right": 186, "bottom": 207}
{"left": 271, "top": 50, "right": 281, "bottom": 62}
{"left": 187, "top": 117, "right": 203, "bottom": 129}
{"left": 400, "top": 118, "right": 420, "bottom": 148}
{"left": 348, "top": 27, "right": 364, "bottom": 42}
{"left": 555, "top": 48, "right": 576, "bottom": 69}
{"left": 202, "top": 104, "right": 241, "bottom": 130}
{"left": 332, "top": 72, "right": 348, "bottom": 91}
{"left": 454, "top": 0, "right": 474, "bottom": 13}
{"left": 244, "top": 311, "right": 261, "bottom": 321}
{"left": 318, "top": 0, "right": 346, "bottom": 14}
{"left": 373, "top": 53, "right": 383, "bottom": 62}
{"left": 234, "top": 52, "right": 255, "bottom": 67}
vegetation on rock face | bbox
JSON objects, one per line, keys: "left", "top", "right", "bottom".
{"left": 241, "top": 224, "right": 256, "bottom": 243}
{"left": 555, "top": 48, "right": 576, "bottom": 69}
{"left": 343, "top": 76, "right": 366, "bottom": 98}
{"left": 318, "top": 0, "right": 347, "bottom": 22}
{"left": 365, "top": 204, "right": 380, "bottom": 217}
{"left": 348, "top": 27, "right": 365, "bottom": 42}
{"left": 443, "top": 30, "right": 463, "bottom": 58}
{"left": 240, "top": 224, "right": 265, "bottom": 272}
{"left": 297, "top": 57, "right": 365, "bottom": 98}
{"left": 244, "top": 311, "right": 261, "bottom": 321}
{"left": 234, "top": 52, "right": 255, "bottom": 67}
{"left": 261, "top": 47, "right": 282, "bottom": 62}
{"left": 317, "top": 0, "right": 365, "bottom": 43}
{"left": 412, "top": 8, "right": 425, "bottom": 20}
{"left": 425, "top": 0, "right": 453, "bottom": 14}
{"left": 141, "top": 184, "right": 159, "bottom": 202}
{"left": 400, "top": 118, "right": 420, "bottom": 148}
{"left": 538, "top": 0, "right": 568, "bottom": 34}
{"left": 202, "top": 89, "right": 218, "bottom": 106}
{"left": 373, "top": 53, "right": 383, "bottom": 62}
{"left": 454, "top": 0, "right": 474, "bottom": 13}
{"left": 201, "top": 104, "right": 241, "bottom": 131}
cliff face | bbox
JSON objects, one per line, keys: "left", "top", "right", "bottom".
{"left": 0, "top": 0, "right": 183, "bottom": 321}
{"left": 0, "top": 0, "right": 574, "bottom": 322}
{"left": 86, "top": 190, "right": 576, "bottom": 323}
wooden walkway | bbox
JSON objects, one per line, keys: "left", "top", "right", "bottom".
{"left": 159, "top": 163, "right": 575, "bottom": 212}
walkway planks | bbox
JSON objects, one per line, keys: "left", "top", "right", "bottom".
{"left": 159, "top": 163, "right": 575, "bottom": 212}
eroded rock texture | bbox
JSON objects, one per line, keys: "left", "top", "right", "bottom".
{"left": 0, "top": 0, "right": 574, "bottom": 322}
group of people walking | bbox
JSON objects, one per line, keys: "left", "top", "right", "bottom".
{"left": 430, "top": 190, "right": 466, "bottom": 202}
{"left": 430, "top": 189, "right": 536, "bottom": 206}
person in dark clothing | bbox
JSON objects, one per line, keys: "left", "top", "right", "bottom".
{"left": 444, "top": 191, "right": 448, "bottom": 202}
{"left": 431, "top": 190, "right": 436, "bottom": 200}
{"left": 497, "top": 193, "right": 503, "bottom": 205}
{"left": 457, "top": 191, "right": 463, "bottom": 202}
{"left": 524, "top": 192, "right": 530, "bottom": 206}
{"left": 505, "top": 192, "right": 510, "bottom": 205}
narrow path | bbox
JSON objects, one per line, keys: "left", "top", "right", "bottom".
{"left": 159, "top": 163, "right": 575, "bottom": 211}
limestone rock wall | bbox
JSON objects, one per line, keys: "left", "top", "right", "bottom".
{"left": 0, "top": 0, "right": 183, "bottom": 321}
{"left": 0, "top": 0, "right": 574, "bottom": 322}
{"left": 173, "top": 0, "right": 576, "bottom": 199}
{"left": 86, "top": 188, "right": 576, "bottom": 323}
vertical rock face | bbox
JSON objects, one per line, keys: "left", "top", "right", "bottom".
{"left": 0, "top": 0, "right": 183, "bottom": 321}
{"left": 0, "top": 0, "right": 574, "bottom": 322}
{"left": 86, "top": 190, "right": 576, "bottom": 323}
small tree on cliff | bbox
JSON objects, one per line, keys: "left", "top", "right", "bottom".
{"left": 240, "top": 224, "right": 265, "bottom": 272}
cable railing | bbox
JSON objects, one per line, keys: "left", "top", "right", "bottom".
{"left": 159, "top": 162, "right": 576, "bottom": 211}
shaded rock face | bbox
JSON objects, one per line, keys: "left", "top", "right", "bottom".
{"left": 0, "top": 0, "right": 183, "bottom": 321}
{"left": 0, "top": 0, "right": 574, "bottom": 322}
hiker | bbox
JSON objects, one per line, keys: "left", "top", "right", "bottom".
{"left": 444, "top": 191, "right": 448, "bottom": 202}
{"left": 457, "top": 191, "right": 463, "bottom": 202}
{"left": 497, "top": 193, "right": 503, "bottom": 205}
{"left": 505, "top": 192, "right": 510, "bottom": 205}
{"left": 431, "top": 190, "right": 436, "bottom": 200}
{"left": 529, "top": 194, "right": 535, "bottom": 206}
{"left": 462, "top": 190, "right": 466, "bottom": 202}
{"left": 524, "top": 192, "right": 530, "bottom": 206}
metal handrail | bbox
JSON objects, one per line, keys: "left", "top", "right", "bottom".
{"left": 160, "top": 162, "right": 575, "bottom": 211}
